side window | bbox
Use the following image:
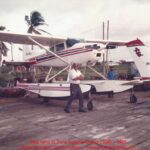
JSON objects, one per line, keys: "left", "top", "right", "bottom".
{"left": 49, "top": 46, "right": 54, "bottom": 52}
{"left": 56, "top": 43, "right": 64, "bottom": 51}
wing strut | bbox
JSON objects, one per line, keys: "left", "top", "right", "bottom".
{"left": 45, "top": 65, "right": 70, "bottom": 82}
{"left": 87, "top": 66, "right": 107, "bottom": 80}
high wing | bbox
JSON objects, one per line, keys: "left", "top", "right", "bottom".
{"left": 86, "top": 39, "right": 127, "bottom": 46}
{"left": 86, "top": 38, "right": 145, "bottom": 47}
{"left": 0, "top": 31, "right": 145, "bottom": 48}
{"left": 0, "top": 31, "right": 66, "bottom": 46}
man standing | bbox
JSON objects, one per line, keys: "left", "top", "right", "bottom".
{"left": 64, "top": 63, "right": 86, "bottom": 113}
{"left": 107, "top": 67, "right": 116, "bottom": 80}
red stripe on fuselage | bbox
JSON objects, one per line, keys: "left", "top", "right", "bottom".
{"left": 27, "top": 48, "right": 93, "bottom": 65}
{"left": 36, "top": 49, "right": 92, "bottom": 64}
{"left": 17, "top": 84, "right": 70, "bottom": 91}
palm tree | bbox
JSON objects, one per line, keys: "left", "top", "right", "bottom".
{"left": 0, "top": 26, "right": 8, "bottom": 65}
{"left": 25, "top": 11, "right": 51, "bottom": 35}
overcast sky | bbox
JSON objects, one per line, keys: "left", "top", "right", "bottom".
{"left": 1, "top": 0, "right": 150, "bottom": 61}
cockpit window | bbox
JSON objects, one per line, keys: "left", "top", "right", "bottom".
{"left": 66, "top": 38, "right": 80, "bottom": 48}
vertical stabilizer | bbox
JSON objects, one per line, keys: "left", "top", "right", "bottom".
{"left": 127, "top": 39, "right": 150, "bottom": 77}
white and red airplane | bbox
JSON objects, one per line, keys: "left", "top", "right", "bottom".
{"left": 0, "top": 30, "right": 145, "bottom": 102}
{"left": 0, "top": 11, "right": 147, "bottom": 105}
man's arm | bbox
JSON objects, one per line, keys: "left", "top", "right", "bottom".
{"left": 73, "top": 75, "right": 84, "bottom": 81}
{"left": 72, "top": 70, "right": 84, "bottom": 81}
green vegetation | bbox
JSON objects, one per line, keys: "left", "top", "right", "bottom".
{"left": 0, "top": 62, "right": 134, "bottom": 87}
{"left": 0, "top": 65, "right": 20, "bottom": 87}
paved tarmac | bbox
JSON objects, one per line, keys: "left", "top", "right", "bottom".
{"left": 0, "top": 91, "right": 150, "bottom": 150}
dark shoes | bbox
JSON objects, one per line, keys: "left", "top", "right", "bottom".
{"left": 64, "top": 108, "right": 86, "bottom": 113}
{"left": 64, "top": 108, "right": 70, "bottom": 113}
{"left": 78, "top": 109, "right": 86, "bottom": 112}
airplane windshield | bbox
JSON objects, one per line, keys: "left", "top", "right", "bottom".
{"left": 66, "top": 38, "right": 81, "bottom": 48}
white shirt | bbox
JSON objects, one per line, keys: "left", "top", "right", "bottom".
{"left": 68, "top": 68, "right": 82, "bottom": 84}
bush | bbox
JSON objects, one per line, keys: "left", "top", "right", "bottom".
{"left": 0, "top": 65, "right": 16, "bottom": 87}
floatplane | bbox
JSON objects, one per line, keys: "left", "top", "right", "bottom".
{"left": 0, "top": 11, "right": 147, "bottom": 107}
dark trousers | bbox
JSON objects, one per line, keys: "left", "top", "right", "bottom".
{"left": 65, "top": 83, "right": 84, "bottom": 110}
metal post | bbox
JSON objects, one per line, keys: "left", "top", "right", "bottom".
{"left": 102, "top": 22, "right": 105, "bottom": 40}
{"left": 11, "top": 43, "right": 14, "bottom": 61}
{"left": 105, "top": 20, "right": 110, "bottom": 75}
{"left": 107, "top": 20, "right": 109, "bottom": 40}
{"left": 88, "top": 66, "right": 107, "bottom": 80}
{"left": 102, "top": 22, "right": 105, "bottom": 76}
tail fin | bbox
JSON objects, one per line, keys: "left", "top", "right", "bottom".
{"left": 126, "top": 39, "right": 150, "bottom": 77}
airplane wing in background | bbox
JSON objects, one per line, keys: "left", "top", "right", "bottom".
{"left": 86, "top": 39, "right": 126, "bottom": 46}
{"left": 0, "top": 31, "right": 66, "bottom": 46}
{"left": 86, "top": 38, "right": 145, "bottom": 47}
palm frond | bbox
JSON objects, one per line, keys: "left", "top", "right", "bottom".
{"left": 25, "top": 16, "right": 31, "bottom": 26}
{"left": 30, "top": 11, "right": 45, "bottom": 27}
